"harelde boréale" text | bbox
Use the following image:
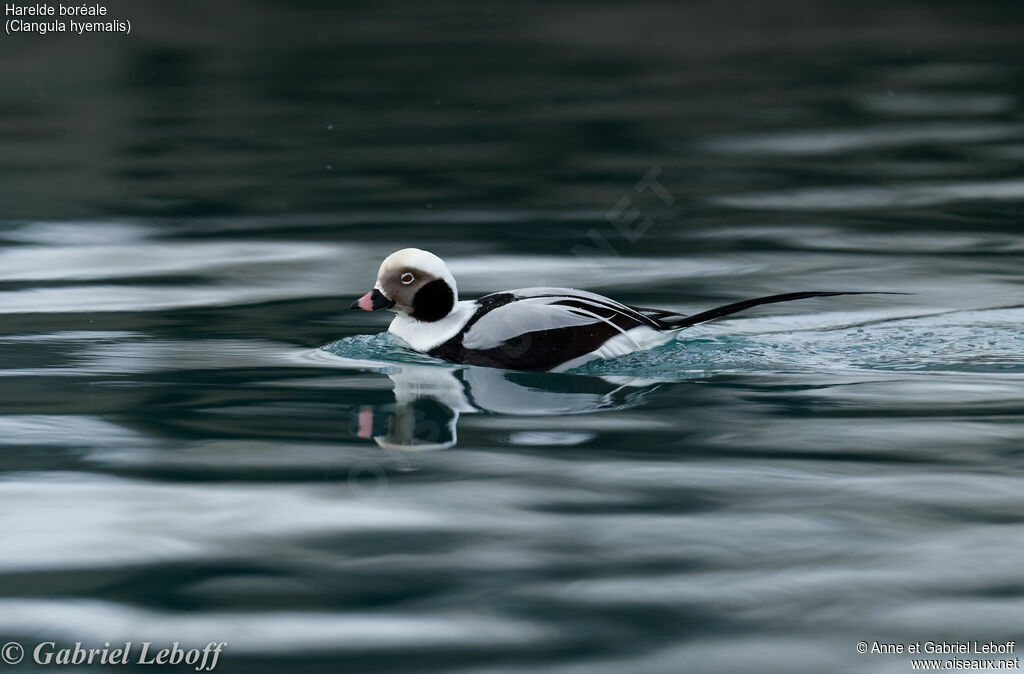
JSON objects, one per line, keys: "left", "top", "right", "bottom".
{"left": 6, "top": 3, "right": 107, "bottom": 16}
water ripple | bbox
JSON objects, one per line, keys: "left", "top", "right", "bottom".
{"left": 712, "top": 178, "right": 1024, "bottom": 211}
{"left": 701, "top": 122, "right": 1024, "bottom": 156}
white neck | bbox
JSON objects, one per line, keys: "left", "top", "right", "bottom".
{"left": 388, "top": 300, "right": 476, "bottom": 353}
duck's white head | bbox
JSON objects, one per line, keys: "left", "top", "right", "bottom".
{"left": 350, "top": 248, "right": 458, "bottom": 322}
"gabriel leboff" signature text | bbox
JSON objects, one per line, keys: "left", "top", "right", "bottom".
{"left": 33, "top": 641, "right": 227, "bottom": 671}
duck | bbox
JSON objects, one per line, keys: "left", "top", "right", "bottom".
{"left": 350, "top": 248, "right": 882, "bottom": 372}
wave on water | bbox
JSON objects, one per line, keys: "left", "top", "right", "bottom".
{"left": 575, "top": 310, "right": 1024, "bottom": 378}
{"left": 321, "top": 333, "right": 449, "bottom": 368}
{"left": 324, "top": 307, "right": 1024, "bottom": 380}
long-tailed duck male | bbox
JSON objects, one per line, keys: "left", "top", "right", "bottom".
{"left": 351, "top": 248, "right": 881, "bottom": 372}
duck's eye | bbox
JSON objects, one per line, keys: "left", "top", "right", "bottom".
{"left": 400, "top": 272, "right": 415, "bottom": 285}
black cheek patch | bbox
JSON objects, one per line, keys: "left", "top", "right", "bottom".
{"left": 411, "top": 279, "right": 455, "bottom": 322}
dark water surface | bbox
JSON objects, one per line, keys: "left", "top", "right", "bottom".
{"left": 3, "top": 2, "right": 1024, "bottom": 672}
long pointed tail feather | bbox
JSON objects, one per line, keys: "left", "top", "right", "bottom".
{"left": 663, "top": 291, "right": 908, "bottom": 329}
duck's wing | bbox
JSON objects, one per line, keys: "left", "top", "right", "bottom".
{"left": 460, "top": 288, "right": 662, "bottom": 351}
{"left": 511, "top": 288, "right": 668, "bottom": 326}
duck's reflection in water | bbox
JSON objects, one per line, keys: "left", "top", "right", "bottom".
{"left": 353, "top": 364, "right": 663, "bottom": 450}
